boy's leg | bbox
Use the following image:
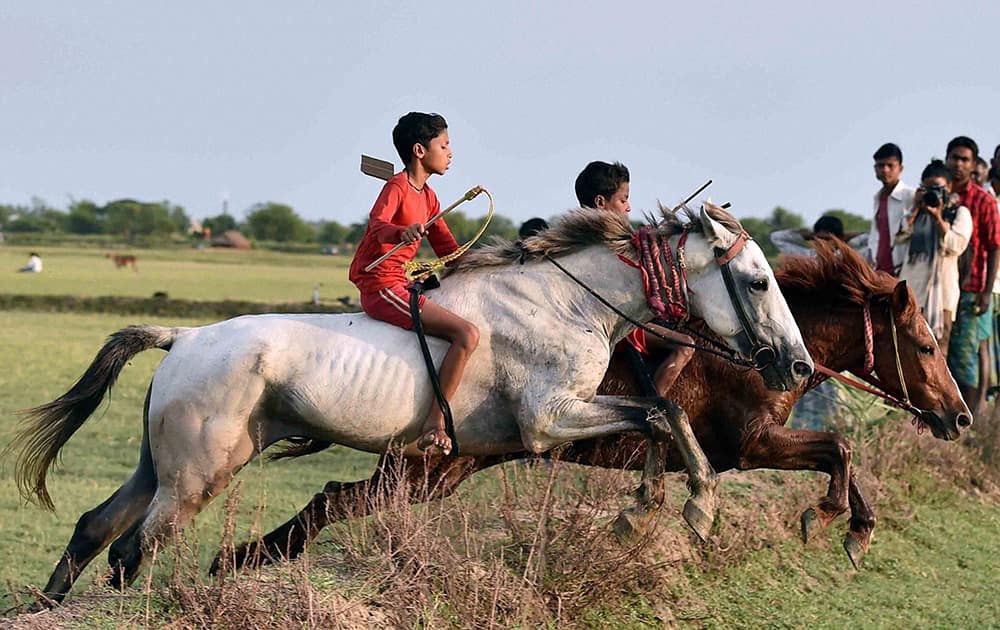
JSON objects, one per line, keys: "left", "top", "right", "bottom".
{"left": 643, "top": 324, "right": 695, "bottom": 397}
{"left": 416, "top": 300, "right": 480, "bottom": 453}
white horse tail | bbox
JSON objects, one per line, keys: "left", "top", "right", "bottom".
{"left": 10, "top": 325, "right": 182, "bottom": 511}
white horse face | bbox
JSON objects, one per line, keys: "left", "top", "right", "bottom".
{"left": 679, "top": 206, "right": 813, "bottom": 391}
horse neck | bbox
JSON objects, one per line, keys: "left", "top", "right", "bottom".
{"left": 549, "top": 247, "right": 652, "bottom": 343}
{"left": 789, "top": 297, "right": 867, "bottom": 372}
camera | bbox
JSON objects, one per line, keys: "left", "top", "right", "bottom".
{"left": 922, "top": 184, "right": 948, "bottom": 208}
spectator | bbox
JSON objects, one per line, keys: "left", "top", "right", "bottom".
{"left": 770, "top": 215, "right": 851, "bottom": 429}
{"left": 17, "top": 252, "right": 42, "bottom": 273}
{"left": 868, "top": 143, "right": 915, "bottom": 275}
{"left": 769, "top": 215, "right": 846, "bottom": 257}
{"left": 945, "top": 136, "right": 1000, "bottom": 415}
{"left": 518, "top": 217, "right": 549, "bottom": 239}
{"left": 896, "top": 159, "right": 972, "bottom": 350}
{"left": 974, "top": 156, "right": 990, "bottom": 187}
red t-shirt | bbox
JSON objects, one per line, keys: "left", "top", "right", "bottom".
{"left": 349, "top": 172, "right": 460, "bottom": 295}
{"left": 956, "top": 180, "right": 1000, "bottom": 293}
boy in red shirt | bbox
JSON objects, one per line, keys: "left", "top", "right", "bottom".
{"left": 574, "top": 161, "right": 695, "bottom": 396}
{"left": 349, "top": 112, "right": 479, "bottom": 455}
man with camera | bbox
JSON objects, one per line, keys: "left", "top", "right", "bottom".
{"left": 945, "top": 137, "right": 1000, "bottom": 416}
{"left": 897, "top": 159, "right": 971, "bottom": 351}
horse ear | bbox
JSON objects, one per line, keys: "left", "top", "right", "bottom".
{"left": 699, "top": 204, "right": 737, "bottom": 250}
{"left": 891, "top": 280, "right": 911, "bottom": 317}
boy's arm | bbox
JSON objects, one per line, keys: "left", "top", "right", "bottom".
{"left": 367, "top": 184, "right": 407, "bottom": 244}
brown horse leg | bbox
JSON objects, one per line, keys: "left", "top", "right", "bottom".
{"left": 211, "top": 451, "right": 500, "bottom": 575}
{"left": 843, "top": 476, "right": 877, "bottom": 569}
{"left": 737, "top": 424, "right": 852, "bottom": 545}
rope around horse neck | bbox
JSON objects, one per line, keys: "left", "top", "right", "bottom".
{"left": 405, "top": 187, "right": 495, "bottom": 278}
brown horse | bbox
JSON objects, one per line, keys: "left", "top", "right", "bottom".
{"left": 208, "top": 240, "right": 970, "bottom": 576}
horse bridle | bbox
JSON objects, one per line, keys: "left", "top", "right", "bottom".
{"left": 708, "top": 229, "right": 777, "bottom": 371}
{"left": 811, "top": 301, "right": 923, "bottom": 418}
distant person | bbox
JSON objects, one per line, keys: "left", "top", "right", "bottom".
{"left": 945, "top": 136, "right": 1000, "bottom": 415}
{"left": 974, "top": 156, "right": 990, "bottom": 187}
{"left": 574, "top": 160, "right": 693, "bottom": 397}
{"left": 868, "top": 143, "right": 915, "bottom": 275}
{"left": 771, "top": 216, "right": 852, "bottom": 430}
{"left": 18, "top": 252, "right": 42, "bottom": 273}
{"left": 769, "top": 215, "right": 846, "bottom": 257}
{"left": 347, "top": 112, "right": 477, "bottom": 455}
{"left": 518, "top": 217, "right": 549, "bottom": 239}
{"left": 895, "top": 159, "right": 972, "bottom": 350}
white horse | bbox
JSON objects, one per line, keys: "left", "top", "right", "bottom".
{"left": 13, "top": 204, "right": 813, "bottom": 605}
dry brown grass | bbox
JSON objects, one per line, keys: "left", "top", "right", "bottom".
{"left": 6, "top": 405, "right": 1000, "bottom": 629}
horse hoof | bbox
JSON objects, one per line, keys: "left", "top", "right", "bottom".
{"left": 682, "top": 498, "right": 713, "bottom": 542}
{"left": 612, "top": 508, "right": 652, "bottom": 542}
{"left": 843, "top": 535, "right": 866, "bottom": 570}
{"left": 800, "top": 508, "right": 820, "bottom": 544}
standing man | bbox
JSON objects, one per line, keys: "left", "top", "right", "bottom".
{"left": 868, "top": 143, "right": 915, "bottom": 275}
{"left": 946, "top": 137, "right": 1000, "bottom": 416}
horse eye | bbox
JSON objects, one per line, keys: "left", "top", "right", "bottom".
{"left": 749, "top": 279, "right": 768, "bottom": 292}
{"left": 919, "top": 345, "right": 934, "bottom": 355}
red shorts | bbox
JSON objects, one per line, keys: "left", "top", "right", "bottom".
{"left": 360, "top": 284, "right": 426, "bottom": 330}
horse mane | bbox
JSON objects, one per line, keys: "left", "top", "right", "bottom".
{"left": 775, "top": 238, "right": 897, "bottom": 306}
{"left": 451, "top": 202, "right": 742, "bottom": 273}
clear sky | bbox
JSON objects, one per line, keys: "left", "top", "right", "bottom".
{"left": 2, "top": 1, "right": 998, "bottom": 228}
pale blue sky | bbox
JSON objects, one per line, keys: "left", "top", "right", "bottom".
{"left": 2, "top": 1, "right": 998, "bottom": 228}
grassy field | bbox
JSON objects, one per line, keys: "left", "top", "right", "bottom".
{"left": 1, "top": 244, "right": 356, "bottom": 303}
{"left": 2, "top": 245, "right": 1000, "bottom": 627}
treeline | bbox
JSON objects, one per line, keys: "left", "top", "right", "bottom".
{"left": 0, "top": 198, "right": 521, "bottom": 245}
{"left": 0, "top": 197, "right": 870, "bottom": 251}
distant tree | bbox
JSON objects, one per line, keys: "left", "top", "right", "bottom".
{"left": 770, "top": 206, "right": 804, "bottom": 231}
{"left": 167, "top": 203, "right": 189, "bottom": 233}
{"left": 318, "top": 220, "right": 349, "bottom": 244}
{"left": 739, "top": 206, "right": 805, "bottom": 258}
{"left": 741, "top": 217, "right": 778, "bottom": 257}
{"left": 203, "top": 213, "right": 237, "bottom": 234}
{"left": 479, "top": 214, "right": 517, "bottom": 242}
{"left": 821, "top": 208, "right": 871, "bottom": 235}
{"left": 65, "top": 199, "right": 102, "bottom": 234}
{"left": 244, "top": 202, "right": 312, "bottom": 242}
{"left": 102, "top": 199, "right": 179, "bottom": 239}
{"left": 5, "top": 199, "right": 66, "bottom": 232}
{"left": 346, "top": 220, "right": 368, "bottom": 244}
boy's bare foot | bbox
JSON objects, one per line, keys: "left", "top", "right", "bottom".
{"left": 417, "top": 428, "right": 452, "bottom": 455}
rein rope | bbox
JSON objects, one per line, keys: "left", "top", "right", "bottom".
{"left": 544, "top": 226, "right": 757, "bottom": 369}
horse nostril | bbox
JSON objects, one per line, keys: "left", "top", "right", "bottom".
{"left": 792, "top": 360, "right": 813, "bottom": 378}
{"left": 956, "top": 413, "right": 973, "bottom": 429}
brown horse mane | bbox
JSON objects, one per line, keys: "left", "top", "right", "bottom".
{"left": 775, "top": 238, "right": 898, "bottom": 308}
{"left": 449, "top": 202, "right": 742, "bottom": 273}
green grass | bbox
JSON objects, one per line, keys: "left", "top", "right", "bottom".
{"left": 1, "top": 244, "right": 356, "bottom": 303}
{"left": 0, "top": 311, "right": 378, "bottom": 608}
{"left": 671, "top": 491, "right": 1000, "bottom": 628}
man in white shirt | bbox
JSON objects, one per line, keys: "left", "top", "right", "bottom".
{"left": 868, "top": 143, "right": 915, "bottom": 276}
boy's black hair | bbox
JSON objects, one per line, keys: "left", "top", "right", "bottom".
{"left": 872, "top": 143, "right": 903, "bottom": 163}
{"left": 392, "top": 112, "right": 448, "bottom": 166}
{"left": 921, "top": 158, "right": 950, "bottom": 181}
{"left": 518, "top": 217, "right": 549, "bottom": 239}
{"left": 946, "top": 136, "right": 979, "bottom": 160}
{"left": 812, "top": 216, "right": 844, "bottom": 239}
{"left": 574, "top": 161, "right": 629, "bottom": 207}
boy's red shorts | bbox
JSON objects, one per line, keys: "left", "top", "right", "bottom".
{"left": 360, "top": 283, "right": 426, "bottom": 330}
